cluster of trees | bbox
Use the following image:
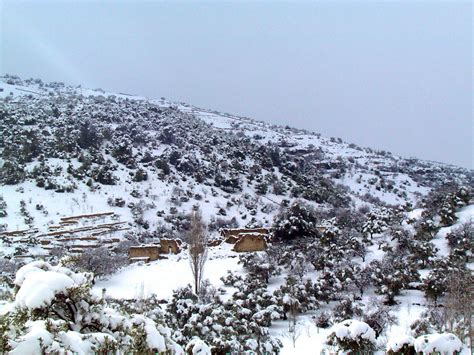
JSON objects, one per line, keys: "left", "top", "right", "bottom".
{"left": 266, "top": 185, "right": 472, "bottom": 351}
{"left": 0, "top": 187, "right": 472, "bottom": 353}
{"left": 166, "top": 283, "right": 282, "bottom": 354}
{"left": 422, "top": 184, "right": 471, "bottom": 226}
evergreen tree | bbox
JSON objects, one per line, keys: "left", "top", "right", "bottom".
{"left": 273, "top": 200, "right": 318, "bottom": 241}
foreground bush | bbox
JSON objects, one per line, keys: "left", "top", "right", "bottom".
{"left": 326, "top": 319, "right": 376, "bottom": 352}
{"left": 0, "top": 261, "right": 185, "bottom": 354}
{"left": 414, "top": 333, "right": 465, "bottom": 355}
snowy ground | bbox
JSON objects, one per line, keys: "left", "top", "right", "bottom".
{"left": 272, "top": 317, "right": 327, "bottom": 355}
{"left": 94, "top": 244, "right": 242, "bottom": 300}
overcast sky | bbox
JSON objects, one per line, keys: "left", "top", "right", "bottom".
{"left": 1, "top": 1, "right": 472, "bottom": 168}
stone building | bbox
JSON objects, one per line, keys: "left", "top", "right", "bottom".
{"left": 232, "top": 233, "right": 268, "bottom": 252}
{"left": 159, "top": 239, "right": 182, "bottom": 254}
{"left": 129, "top": 245, "right": 160, "bottom": 263}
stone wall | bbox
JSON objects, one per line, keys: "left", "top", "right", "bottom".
{"left": 129, "top": 245, "right": 160, "bottom": 261}
{"left": 233, "top": 233, "right": 267, "bottom": 252}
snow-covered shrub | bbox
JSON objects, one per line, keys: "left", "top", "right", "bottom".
{"left": 133, "top": 168, "right": 148, "bottom": 182}
{"left": 304, "top": 179, "right": 350, "bottom": 207}
{"left": 107, "top": 196, "right": 126, "bottom": 207}
{"left": 0, "top": 258, "right": 23, "bottom": 280}
{"left": 155, "top": 157, "right": 171, "bottom": 176}
{"left": 274, "top": 276, "right": 318, "bottom": 320}
{"left": 220, "top": 270, "right": 244, "bottom": 287}
{"left": 255, "top": 180, "right": 269, "bottom": 195}
{"left": 272, "top": 179, "right": 287, "bottom": 195}
{"left": 409, "top": 312, "right": 437, "bottom": 338}
{"left": 362, "top": 207, "right": 393, "bottom": 239}
{"left": 346, "top": 264, "right": 372, "bottom": 299}
{"left": 167, "top": 284, "right": 282, "bottom": 354}
{"left": 0, "top": 160, "right": 26, "bottom": 185}
{"left": 326, "top": 319, "right": 377, "bottom": 352}
{"left": 113, "top": 294, "right": 166, "bottom": 325}
{"left": 390, "top": 225, "right": 413, "bottom": 251}
{"left": 306, "top": 236, "right": 345, "bottom": 272}
{"left": 0, "top": 261, "right": 182, "bottom": 354}
{"left": 0, "top": 196, "right": 7, "bottom": 217}
{"left": 361, "top": 298, "right": 396, "bottom": 337}
{"left": 406, "top": 239, "right": 438, "bottom": 268}
{"left": 313, "top": 268, "right": 344, "bottom": 303}
{"left": 332, "top": 297, "right": 362, "bottom": 323}
{"left": 424, "top": 269, "right": 473, "bottom": 347}
{"left": 288, "top": 253, "right": 311, "bottom": 281}
{"left": 195, "top": 299, "right": 280, "bottom": 353}
{"left": 369, "top": 253, "right": 419, "bottom": 304}
{"left": 185, "top": 337, "right": 211, "bottom": 355}
{"left": 67, "top": 246, "right": 128, "bottom": 278}
{"left": 437, "top": 187, "right": 471, "bottom": 226}
{"left": 272, "top": 200, "right": 318, "bottom": 241}
{"left": 360, "top": 191, "right": 383, "bottom": 205}
{"left": 313, "top": 311, "right": 332, "bottom": 329}
{"left": 414, "top": 333, "right": 464, "bottom": 354}
{"left": 333, "top": 207, "right": 365, "bottom": 231}
{"left": 207, "top": 216, "right": 238, "bottom": 232}
{"left": 413, "top": 218, "right": 438, "bottom": 241}
{"left": 77, "top": 119, "right": 103, "bottom": 150}
{"left": 197, "top": 279, "right": 218, "bottom": 304}
{"left": 446, "top": 222, "right": 473, "bottom": 263}
{"left": 386, "top": 334, "right": 415, "bottom": 355}
{"left": 238, "top": 252, "right": 279, "bottom": 284}
{"left": 340, "top": 229, "right": 367, "bottom": 261}
{"left": 166, "top": 285, "right": 200, "bottom": 331}
{"left": 110, "top": 133, "right": 135, "bottom": 167}
{"left": 422, "top": 260, "right": 469, "bottom": 304}
{"left": 19, "top": 199, "right": 34, "bottom": 227}
{"left": 422, "top": 184, "right": 471, "bottom": 226}
{"left": 90, "top": 159, "right": 118, "bottom": 185}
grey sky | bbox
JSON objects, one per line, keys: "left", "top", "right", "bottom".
{"left": 1, "top": 1, "right": 472, "bottom": 168}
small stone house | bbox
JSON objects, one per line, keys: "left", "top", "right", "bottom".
{"left": 129, "top": 245, "right": 160, "bottom": 263}
{"left": 221, "top": 228, "right": 271, "bottom": 245}
{"left": 159, "top": 239, "right": 182, "bottom": 254}
{"left": 233, "top": 233, "right": 268, "bottom": 252}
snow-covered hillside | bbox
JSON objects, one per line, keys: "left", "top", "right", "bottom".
{"left": 0, "top": 75, "right": 470, "bottom": 235}
{"left": 0, "top": 74, "right": 472, "bottom": 354}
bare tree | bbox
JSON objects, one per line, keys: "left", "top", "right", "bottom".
{"left": 429, "top": 268, "right": 473, "bottom": 350}
{"left": 442, "top": 269, "right": 473, "bottom": 350}
{"left": 188, "top": 208, "right": 208, "bottom": 295}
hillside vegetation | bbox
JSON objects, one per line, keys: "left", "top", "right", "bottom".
{"left": 0, "top": 74, "right": 472, "bottom": 354}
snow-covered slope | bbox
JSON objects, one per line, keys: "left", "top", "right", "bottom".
{"left": 0, "top": 75, "right": 471, "bottom": 238}
{"left": 1, "top": 74, "right": 473, "bottom": 354}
